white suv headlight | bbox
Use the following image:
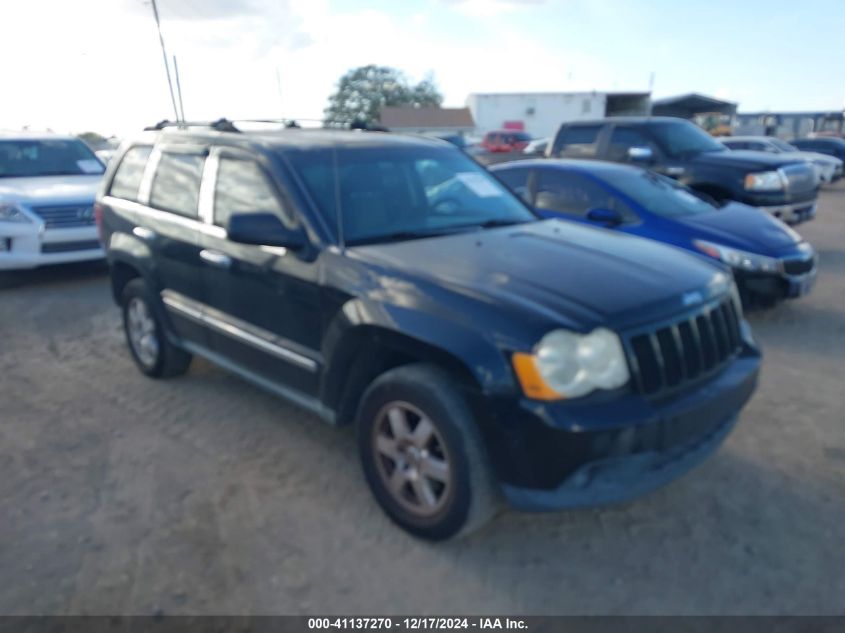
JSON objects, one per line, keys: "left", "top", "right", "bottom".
{"left": 744, "top": 170, "right": 785, "bottom": 191}
{"left": 512, "top": 328, "right": 630, "bottom": 400}
{"left": 0, "top": 203, "right": 32, "bottom": 223}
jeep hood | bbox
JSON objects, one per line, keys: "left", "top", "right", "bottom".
{"left": 0, "top": 175, "right": 101, "bottom": 206}
{"left": 353, "top": 220, "right": 729, "bottom": 330}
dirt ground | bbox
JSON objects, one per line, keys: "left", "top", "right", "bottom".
{"left": 1, "top": 189, "right": 844, "bottom": 616}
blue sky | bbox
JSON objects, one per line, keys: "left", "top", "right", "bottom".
{"left": 331, "top": 0, "right": 845, "bottom": 111}
{"left": 2, "top": 0, "right": 842, "bottom": 135}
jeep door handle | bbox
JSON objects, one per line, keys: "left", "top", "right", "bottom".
{"left": 200, "top": 249, "right": 232, "bottom": 269}
{"left": 132, "top": 226, "right": 157, "bottom": 241}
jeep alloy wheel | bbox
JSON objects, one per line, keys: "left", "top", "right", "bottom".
{"left": 372, "top": 401, "right": 453, "bottom": 517}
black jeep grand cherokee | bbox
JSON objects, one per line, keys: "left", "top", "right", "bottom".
{"left": 96, "top": 122, "right": 760, "bottom": 540}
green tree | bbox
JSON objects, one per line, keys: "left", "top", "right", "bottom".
{"left": 324, "top": 65, "right": 443, "bottom": 127}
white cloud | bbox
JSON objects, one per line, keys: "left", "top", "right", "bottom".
{"left": 0, "top": 0, "right": 618, "bottom": 137}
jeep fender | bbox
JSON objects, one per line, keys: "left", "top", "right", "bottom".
{"left": 321, "top": 297, "right": 519, "bottom": 416}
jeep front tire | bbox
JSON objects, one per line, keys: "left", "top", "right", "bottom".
{"left": 356, "top": 363, "right": 498, "bottom": 540}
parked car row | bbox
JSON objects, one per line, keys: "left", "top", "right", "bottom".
{"left": 0, "top": 116, "right": 826, "bottom": 541}
{"left": 720, "top": 136, "right": 843, "bottom": 185}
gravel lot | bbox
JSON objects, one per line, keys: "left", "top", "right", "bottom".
{"left": 2, "top": 188, "right": 844, "bottom": 616}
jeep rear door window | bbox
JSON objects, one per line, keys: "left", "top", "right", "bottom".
{"left": 286, "top": 146, "right": 535, "bottom": 245}
{"left": 109, "top": 146, "right": 152, "bottom": 201}
{"left": 0, "top": 139, "right": 105, "bottom": 178}
{"left": 149, "top": 152, "right": 205, "bottom": 217}
{"left": 214, "top": 157, "right": 290, "bottom": 227}
{"left": 554, "top": 125, "right": 602, "bottom": 158}
{"left": 607, "top": 127, "right": 655, "bottom": 161}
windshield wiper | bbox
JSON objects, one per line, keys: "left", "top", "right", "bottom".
{"left": 37, "top": 171, "right": 95, "bottom": 176}
{"left": 346, "top": 228, "right": 457, "bottom": 246}
{"left": 346, "top": 219, "right": 531, "bottom": 246}
{"left": 447, "top": 218, "right": 531, "bottom": 231}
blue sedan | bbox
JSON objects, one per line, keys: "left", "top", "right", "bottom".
{"left": 491, "top": 159, "right": 817, "bottom": 307}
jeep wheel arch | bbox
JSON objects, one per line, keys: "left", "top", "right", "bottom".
{"left": 321, "top": 297, "right": 520, "bottom": 422}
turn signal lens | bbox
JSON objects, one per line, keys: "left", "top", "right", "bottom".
{"left": 512, "top": 352, "right": 564, "bottom": 401}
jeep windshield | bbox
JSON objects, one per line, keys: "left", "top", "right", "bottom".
{"left": 285, "top": 145, "right": 536, "bottom": 246}
{"left": 0, "top": 139, "right": 105, "bottom": 178}
{"left": 649, "top": 121, "right": 728, "bottom": 159}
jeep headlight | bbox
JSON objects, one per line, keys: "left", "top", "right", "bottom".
{"left": 693, "top": 239, "right": 782, "bottom": 273}
{"left": 744, "top": 170, "right": 785, "bottom": 191}
{"left": 512, "top": 328, "right": 630, "bottom": 400}
{"left": 0, "top": 203, "right": 31, "bottom": 223}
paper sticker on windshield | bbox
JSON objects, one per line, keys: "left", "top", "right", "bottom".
{"left": 456, "top": 172, "right": 502, "bottom": 197}
{"left": 77, "top": 159, "right": 103, "bottom": 174}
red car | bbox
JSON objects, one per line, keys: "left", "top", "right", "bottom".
{"left": 481, "top": 130, "right": 532, "bottom": 153}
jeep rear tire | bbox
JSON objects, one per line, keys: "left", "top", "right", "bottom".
{"left": 122, "top": 278, "right": 192, "bottom": 379}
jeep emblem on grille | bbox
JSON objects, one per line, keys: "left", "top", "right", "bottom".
{"left": 682, "top": 290, "right": 703, "bottom": 306}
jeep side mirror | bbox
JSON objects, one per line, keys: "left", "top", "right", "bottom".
{"left": 227, "top": 212, "right": 306, "bottom": 250}
{"left": 627, "top": 146, "right": 653, "bottom": 162}
{"left": 586, "top": 207, "right": 624, "bottom": 227}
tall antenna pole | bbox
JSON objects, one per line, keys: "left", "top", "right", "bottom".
{"left": 173, "top": 54, "right": 186, "bottom": 121}
{"left": 150, "top": 0, "right": 180, "bottom": 121}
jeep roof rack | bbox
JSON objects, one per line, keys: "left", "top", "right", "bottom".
{"left": 145, "top": 118, "right": 242, "bottom": 132}
{"left": 144, "top": 118, "right": 390, "bottom": 133}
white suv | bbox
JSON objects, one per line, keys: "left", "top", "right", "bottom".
{"left": 0, "top": 132, "right": 105, "bottom": 270}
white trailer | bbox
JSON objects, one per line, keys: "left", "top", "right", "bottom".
{"left": 466, "top": 91, "right": 651, "bottom": 139}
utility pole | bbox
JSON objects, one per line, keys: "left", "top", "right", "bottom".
{"left": 173, "top": 55, "right": 186, "bottom": 121}
{"left": 150, "top": 0, "right": 180, "bottom": 122}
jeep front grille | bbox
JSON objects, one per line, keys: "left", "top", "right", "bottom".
{"left": 625, "top": 296, "right": 743, "bottom": 397}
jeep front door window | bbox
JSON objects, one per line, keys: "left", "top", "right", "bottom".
{"left": 213, "top": 157, "right": 291, "bottom": 227}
